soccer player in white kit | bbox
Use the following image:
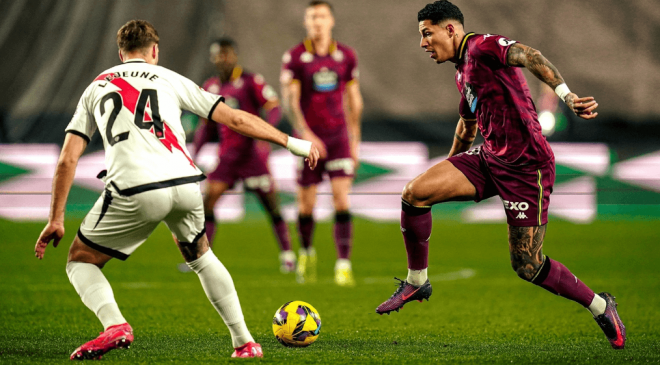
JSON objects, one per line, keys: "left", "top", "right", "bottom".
{"left": 33, "top": 20, "right": 319, "bottom": 360}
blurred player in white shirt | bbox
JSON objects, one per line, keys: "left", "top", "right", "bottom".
{"left": 34, "top": 20, "right": 319, "bottom": 360}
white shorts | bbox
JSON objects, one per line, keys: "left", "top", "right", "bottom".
{"left": 78, "top": 182, "right": 204, "bottom": 260}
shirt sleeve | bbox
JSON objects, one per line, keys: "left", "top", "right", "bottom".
{"left": 170, "top": 71, "right": 224, "bottom": 120}
{"left": 474, "top": 35, "right": 517, "bottom": 66}
{"left": 344, "top": 48, "right": 359, "bottom": 83}
{"left": 65, "top": 86, "right": 97, "bottom": 142}
{"left": 459, "top": 95, "right": 477, "bottom": 121}
{"left": 250, "top": 73, "right": 278, "bottom": 107}
{"left": 281, "top": 50, "right": 302, "bottom": 84}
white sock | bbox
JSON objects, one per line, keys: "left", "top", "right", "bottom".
{"left": 588, "top": 293, "right": 607, "bottom": 316}
{"left": 335, "top": 259, "right": 351, "bottom": 271}
{"left": 187, "top": 249, "right": 254, "bottom": 348}
{"left": 66, "top": 261, "right": 126, "bottom": 330}
{"left": 406, "top": 268, "right": 428, "bottom": 286}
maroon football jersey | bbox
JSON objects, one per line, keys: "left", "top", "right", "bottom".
{"left": 455, "top": 33, "right": 553, "bottom": 168}
{"left": 281, "top": 39, "right": 358, "bottom": 137}
{"left": 202, "top": 66, "right": 277, "bottom": 157}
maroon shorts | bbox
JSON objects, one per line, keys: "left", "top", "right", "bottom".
{"left": 297, "top": 130, "right": 354, "bottom": 187}
{"left": 207, "top": 148, "right": 273, "bottom": 193}
{"left": 447, "top": 146, "right": 555, "bottom": 226}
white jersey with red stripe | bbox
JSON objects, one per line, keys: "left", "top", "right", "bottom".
{"left": 66, "top": 59, "right": 223, "bottom": 193}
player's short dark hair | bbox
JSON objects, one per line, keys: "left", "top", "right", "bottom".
{"left": 212, "top": 37, "right": 238, "bottom": 53}
{"left": 117, "top": 20, "right": 159, "bottom": 54}
{"left": 308, "top": 0, "right": 333, "bottom": 14}
{"left": 418, "top": 0, "right": 464, "bottom": 26}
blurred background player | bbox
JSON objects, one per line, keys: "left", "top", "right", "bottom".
{"left": 376, "top": 0, "right": 625, "bottom": 350}
{"left": 281, "top": 0, "right": 363, "bottom": 286}
{"left": 34, "top": 19, "right": 319, "bottom": 359}
{"left": 188, "top": 38, "right": 295, "bottom": 274}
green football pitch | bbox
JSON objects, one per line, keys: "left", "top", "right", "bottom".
{"left": 1, "top": 217, "right": 659, "bottom": 363}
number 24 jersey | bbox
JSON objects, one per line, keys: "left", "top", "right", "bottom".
{"left": 66, "top": 59, "right": 224, "bottom": 191}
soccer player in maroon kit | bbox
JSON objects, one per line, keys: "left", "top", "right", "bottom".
{"left": 376, "top": 1, "right": 626, "bottom": 350}
{"left": 192, "top": 38, "right": 296, "bottom": 273}
{"left": 281, "top": 1, "right": 363, "bottom": 286}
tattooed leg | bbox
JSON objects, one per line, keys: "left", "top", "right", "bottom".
{"left": 508, "top": 224, "right": 597, "bottom": 308}
{"left": 508, "top": 225, "right": 546, "bottom": 281}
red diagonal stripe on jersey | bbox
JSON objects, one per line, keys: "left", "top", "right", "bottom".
{"left": 150, "top": 122, "right": 194, "bottom": 167}
{"left": 94, "top": 73, "right": 152, "bottom": 119}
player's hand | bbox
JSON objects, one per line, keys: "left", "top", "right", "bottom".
{"left": 302, "top": 131, "right": 327, "bottom": 159}
{"left": 35, "top": 221, "right": 65, "bottom": 260}
{"left": 306, "top": 144, "right": 320, "bottom": 170}
{"left": 565, "top": 93, "right": 598, "bottom": 120}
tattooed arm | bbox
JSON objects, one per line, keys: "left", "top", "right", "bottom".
{"left": 448, "top": 117, "right": 478, "bottom": 158}
{"left": 508, "top": 225, "right": 547, "bottom": 281}
{"left": 506, "top": 43, "right": 599, "bottom": 120}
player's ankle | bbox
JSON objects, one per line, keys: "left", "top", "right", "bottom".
{"left": 588, "top": 293, "right": 607, "bottom": 316}
{"left": 335, "top": 258, "right": 351, "bottom": 271}
{"left": 407, "top": 268, "right": 428, "bottom": 286}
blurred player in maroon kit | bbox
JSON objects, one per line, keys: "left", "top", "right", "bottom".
{"left": 192, "top": 38, "right": 296, "bottom": 273}
{"left": 281, "top": 1, "right": 363, "bottom": 286}
{"left": 376, "top": 1, "right": 626, "bottom": 350}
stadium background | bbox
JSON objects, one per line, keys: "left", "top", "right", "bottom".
{"left": 1, "top": 0, "right": 659, "bottom": 363}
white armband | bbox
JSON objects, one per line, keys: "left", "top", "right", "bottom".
{"left": 554, "top": 83, "right": 571, "bottom": 102}
{"left": 286, "top": 137, "right": 312, "bottom": 157}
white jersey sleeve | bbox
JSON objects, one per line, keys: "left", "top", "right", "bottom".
{"left": 168, "top": 70, "right": 224, "bottom": 120}
{"left": 65, "top": 85, "right": 97, "bottom": 142}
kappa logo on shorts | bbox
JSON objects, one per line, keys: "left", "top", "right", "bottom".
{"left": 515, "top": 212, "right": 528, "bottom": 220}
{"left": 503, "top": 200, "right": 529, "bottom": 211}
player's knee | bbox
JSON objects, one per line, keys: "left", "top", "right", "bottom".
{"left": 402, "top": 180, "right": 425, "bottom": 206}
{"left": 511, "top": 260, "right": 539, "bottom": 282}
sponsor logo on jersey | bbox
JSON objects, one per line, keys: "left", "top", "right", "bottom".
{"left": 224, "top": 97, "right": 240, "bottom": 109}
{"left": 503, "top": 200, "right": 530, "bottom": 211}
{"left": 498, "top": 37, "right": 516, "bottom": 47}
{"left": 313, "top": 67, "right": 338, "bottom": 92}
{"left": 301, "top": 52, "right": 314, "bottom": 63}
{"left": 457, "top": 72, "right": 462, "bottom": 82}
{"left": 516, "top": 212, "right": 528, "bottom": 220}
{"left": 465, "top": 146, "right": 481, "bottom": 156}
{"left": 232, "top": 77, "right": 244, "bottom": 89}
{"left": 483, "top": 34, "right": 495, "bottom": 40}
{"left": 331, "top": 49, "right": 344, "bottom": 62}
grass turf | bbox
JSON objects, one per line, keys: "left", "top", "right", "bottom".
{"left": 1, "top": 217, "right": 659, "bottom": 363}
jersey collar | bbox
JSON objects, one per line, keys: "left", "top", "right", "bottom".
{"left": 457, "top": 32, "right": 476, "bottom": 62}
{"left": 123, "top": 58, "right": 147, "bottom": 64}
{"left": 230, "top": 65, "right": 243, "bottom": 82}
{"left": 303, "top": 38, "right": 337, "bottom": 55}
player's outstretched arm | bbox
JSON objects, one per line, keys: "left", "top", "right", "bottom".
{"left": 35, "top": 133, "right": 87, "bottom": 259}
{"left": 448, "top": 117, "right": 478, "bottom": 158}
{"left": 210, "top": 102, "right": 319, "bottom": 169}
{"left": 507, "top": 43, "right": 598, "bottom": 120}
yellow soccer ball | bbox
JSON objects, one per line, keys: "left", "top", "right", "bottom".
{"left": 272, "top": 301, "right": 321, "bottom": 347}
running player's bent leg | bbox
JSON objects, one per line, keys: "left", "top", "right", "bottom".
{"left": 401, "top": 160, "right": 477, "bottom": 285}
{"left": 67, "top": 237, "right": 127, "bottom": 330}
{"left": 203, "top": 181, "right": 231, "bottom": 247}
{"left": 177, "top": 234, "right": 255, "bottom": 348}
{"left": 507, "top": 225, "right": 606, "bottom": 316}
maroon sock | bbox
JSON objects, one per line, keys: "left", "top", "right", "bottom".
{"left": 297, "top": 215, "right": 314, "bottom": 250}
{"left": 204, "top": 213, "right": 216, "bottom": 248}
{"left": 401, "top": 200, "right": 432, "bottom": 270}
{"left": 271, "top": 216, "right": 292, "bottom": 251}
{"left": 334, "top": 212, "right": 352, "bottom": 259}
{"left": 532, "top": 257, "right": 595, "bottom": 307}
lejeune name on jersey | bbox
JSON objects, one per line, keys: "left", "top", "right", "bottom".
{"left": 66, "top": 60, "right": 222, "bottom": 194}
